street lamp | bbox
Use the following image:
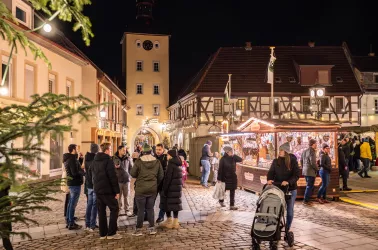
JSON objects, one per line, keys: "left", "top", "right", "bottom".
{"left": 43, "top": 23, "right": 52, "bottom": 33}
{"left": 309, "top": 84, "right": 326, "bottom": 120}
{"left": 99, "top": 108, "right": 107, "bottom": 119}
{"left": 0, "top": 86, "right": 9, "bottom": 96}
{"left": 235, "top": 109, "right": 242, "bottom": 117}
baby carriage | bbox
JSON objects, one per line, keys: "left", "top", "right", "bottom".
{"left": 251, "top": 183, "right": 294, "bottom": 250}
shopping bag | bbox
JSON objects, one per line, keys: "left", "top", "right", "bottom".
{"left": 212, "top": 181, "right": 226, "bottom": 200}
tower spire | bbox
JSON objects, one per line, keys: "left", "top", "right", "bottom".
{"left": 136, "top": 0, "right": 155, "bottom": 25}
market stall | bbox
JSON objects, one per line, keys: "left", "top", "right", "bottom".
{"left": 219, "top": 117, "right": 341, "bottom": 200}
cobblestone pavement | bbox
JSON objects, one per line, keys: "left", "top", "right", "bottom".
{"left": 10, "top": 222, "right": 318, "bottom": 250}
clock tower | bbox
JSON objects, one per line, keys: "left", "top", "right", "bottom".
{"left": 120, "top": 32, "right": 170, "bottom": 150}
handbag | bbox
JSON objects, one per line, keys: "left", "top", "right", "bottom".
{"left": 212, "top": 181, "right": 226, "bottom": 200}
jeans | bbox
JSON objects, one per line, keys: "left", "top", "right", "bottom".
{"left": 201, "top": 160, "right": 211, "bottom": 186}
{"left": 135, "top": 194, "right": 156, "bottom": 228}
{"left": 97, "top": 194, "right": 119, "bottom": 237}
{"left": 304, "top": 176, "right": 315, "bottom": 202}
{"left": 317, "top": 170, "right": 330, "bottom": 199}
{"left": 118, "top": 182, "right": 130, "bottom": 213}
{"left": 286, "top": 189, "right": 297, "bottom": 231}
{"left": 360, "top": 158, "right": 370, "bottom": 175}
{"left": 219, "top": 189, "right": 236, "bottom": 206}
{"left": 158, "top": 208, "right": 165, "bottom": 220}
{"left": 66, "top": 186, "right": 81, "bottom": 225}
{"left": 85, "top": 188, "right": 97, "bottom": 229}
{"left": 64, "top": 193, "right": 69, "bottom": 217}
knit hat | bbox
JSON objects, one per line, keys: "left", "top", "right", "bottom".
{"left": 322, "top": 143, "right": 330, "bottom": 149}
{"left": 142, "top": 143, "right": 152, "bottom": 152}
{"left": 90, "top": 143, "right": 99, "bottom": 154}
{"left": 168, "top": 149, "right": 177, "bottom": 157}
{"left": 309, "top": 139, "right": 317, "bottom": 147}
{"left": 206, "top": 140, "right": 213, "bottom": 146}
{"left": 279, "top": 142, "right": 291, "bottom": 154}
{"left": 223, "top": 146, "right": 233, "bottom": 153}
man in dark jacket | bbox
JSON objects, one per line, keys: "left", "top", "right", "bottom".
{"left": 155, "top": 143, "right": 168, "bottom": 223}
{"left": 84, "top": 143, "right": 99, "bottom": 231}
{"left": 63, "top": 144, "right": 84, "bottom": 230}
{"left": 317, "top": 144, "right": 332, "bottom": 204}
{"left": 217, "top": 146, "right": 242, "bottom": 210}
{"left": 91, "top": 143, "right": 121, "bottom": 240}
{"left": 339, "top": 146, "right": 352, "bottom": 191}
{"left": 113, "top": 145, "right": 133, "bottom": 216}
{"left": 130, "top": 143, "right": 164, "bottom": 236}
{"left": 300, "top": 139, "right": 318, "bottom": 206}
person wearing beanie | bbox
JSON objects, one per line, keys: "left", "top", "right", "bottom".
{"left": 300, "top": 139, "right": 318, "bottom": 206}
{"left": 159, "top": 149, "right": 183, "bottom": 229}
{"left": 217, "top": 146, "right": 243, "bottom": 210}
{"left": 84, "top": 143, "right": 99, "bottom": 231}
{"left": 267, "top": 142, "right": 300, "bottom": 233}
{"left": 316, "top": 144, "right": 332, "bottom": 204}
{"left": 200, "top": 140, "right": 213, "bottom": 188}
{"left": 130, "top": 143, "right": 164, "bottom": 236}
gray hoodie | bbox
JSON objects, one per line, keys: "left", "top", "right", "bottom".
{"left": 130, "top": 154, "right": 164, "bottom": 196}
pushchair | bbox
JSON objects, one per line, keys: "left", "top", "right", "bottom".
{"left": 251, "top": 183, "right": 294, "bottom": 250}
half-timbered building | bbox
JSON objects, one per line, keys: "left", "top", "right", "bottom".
{"left": 167, "top": 42, "right": 363, "bottom": 150}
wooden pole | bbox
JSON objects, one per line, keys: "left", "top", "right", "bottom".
{"left": 269, "top": 47, "right": 275, "bottom": 118}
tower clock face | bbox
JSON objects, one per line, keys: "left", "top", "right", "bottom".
{"left": 143, "top": 40, "right": 153, "bottom": 51}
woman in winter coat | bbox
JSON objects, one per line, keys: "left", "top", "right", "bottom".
{"left": 160, "top": 150, "right": 183, "bottom": 229}
{"left": 267, "top": 142, "right": 300, "bottom": 232}
{"left": 217, "top": 146, "right": 242, "bottom": 210}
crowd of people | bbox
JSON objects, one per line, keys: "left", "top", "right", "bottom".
{"left": 62, "top": 142, "right": 188, "bottom": 239}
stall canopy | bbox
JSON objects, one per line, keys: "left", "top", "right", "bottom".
{"left": 234, "top": 117, "right": 341, "bottom": 133}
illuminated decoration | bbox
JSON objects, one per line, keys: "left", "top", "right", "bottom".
{"left": 250, "top": 121, "right": 260, "bottom": 130}
{"left": 99, "top": 109, "right": 106, "bottom": 119}
{"left": 208, "top": 124, "right": 222, "bottom": 134}
{"left": 237, "top": 117, "right": 275, "bottom": 131}
{"left": 222, "top": 120, "right": 229, "bottom": 133}
{"left": 220, "top": 132, "right": 256, "bottom": 137}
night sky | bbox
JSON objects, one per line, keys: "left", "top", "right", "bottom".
{"left": 59, "top": 0, "right": 378, "bottom": 102}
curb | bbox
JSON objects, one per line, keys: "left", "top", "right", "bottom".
{"left": 341, "top": 190, "right": 378, "bottom": 193}
{"left": 340, "top": 197, "right": 378, "bottom": 210}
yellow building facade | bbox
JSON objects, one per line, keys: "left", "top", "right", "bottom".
{"left": 121, "top": 33, "right": 170, "bottom": 150}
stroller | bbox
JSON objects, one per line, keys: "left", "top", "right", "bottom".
{"left": 251, "top": 183, "right": 294, "bottom": 250}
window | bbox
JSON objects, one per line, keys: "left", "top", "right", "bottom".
{"left": 25, "top": 64, "right": 35, "bottom": 101}
{"left": 335, "top": 97, "right": 344, "bottom": 113}
{"left": 214, "top": 99, "right": 223, "bottom": 114}
{"left": 273, "top": 100, "right": 280, "bottom": 115}
{"left": 336, "top": 77, "right": 343, "bottom": 83}
{"left": 275, "top": 77, "right": 282, "bottom": 83}
{"left": 153, "top": 104, "right": 160, "bottom": 116}
{"left": 302, "top": 97, "right": 311, "bottom": 112}
{"left": 153, "top": 61, "right": 160, "bottom": 72}
{"left": 320, "top": 97, "right": 330, "bottom": 112}
{"left": 374, "top": 74, "right": 378, "bottom": 84}
{"left": 1, "top": 58, "right": 12, "bottom": 97}
{"left": 66, "top": 80, "right": 73, "bottom": 97}
{"left": 16, "top": 7, "right": 26, "bottom": 23}
{"left": 289, "top": 77, "right": 296, "bottom": 83}
{"left": 48, "top": 73, "right": 56, "bottom": 93}
{"left": 237, "top": 99, "right": 246, "bottom": 112}
{"left": 136, "top": 40, "right": 141, "bottom": 48}
{"left": 136, "top": 61, "right": 143, "bottom": 71}
{"left": 136, "top": 104, "right": 143, "bottom": 116}
{"left": 318, "top": 70, "right": 329, "bottom": 84}
{"left": 153, "top": 84, "right": 159, "bottom": 95}
{"left": 154, "top": 41, "right": 160, "bottom": 49}
{"left": 375, "top": 99, "right": 378, "bottom": 114}
{"left": 136, "top": 84, "right": 143, "bottom": 94}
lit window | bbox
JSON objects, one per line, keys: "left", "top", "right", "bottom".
{"left": 136, "top": 61, "right": 143, "bottom": 71}
{"left": 237, "top": 99, "right": 245, "bottom": 112}
{"left": 136, "top": 84, "right": 143, "bottom": 94}
{"left": 153, "top": 85, "right": 159, "bottom": 95}
{"left": 214, "top": 99, "right": 223, "bottom": 114}
{"left": 153, "top": 61, "right": 160, "bottom": 72}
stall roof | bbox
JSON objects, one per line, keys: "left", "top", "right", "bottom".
{"left": 339, "top": 125, "right": 378, "bottom": 133}
{"left": 237, "top": 117, "right": 341, "bottom": 131}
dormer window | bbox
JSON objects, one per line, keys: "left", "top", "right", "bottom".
{"left": 12, "top": 0, "right": 32, "bottom": 29}
{"left": 374, "top": 74, "right": 378, "bottom": 84}
{"left": 154, "top": 41, "right": 160, "bottom": 49}
{"left": 289, "top": 77, "right": 296, "bottom": 83}
{"left": 318, "top": 70, "right": 330, "bottom": 84}
{"left": 275, "top": 77, "right": 282, "bottom": 83}
{"left": 336, "top": 77, "right": 343, "bottom": 83}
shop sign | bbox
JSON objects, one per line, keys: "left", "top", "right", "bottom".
{"left": 244, "top": 172, "right": 254, "bottom": 181}
{"left": 260, "top": 176, "right": 267, "bottom": 184}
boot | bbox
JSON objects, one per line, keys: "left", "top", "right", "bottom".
{"left": 172, "top": 218, "right": 180, "bottom": 229}
{"left": 160, "top": 217, "right": 173, "bottom": 228}
{"left": 364, "top": 171, "right": 372, "bottom": 178}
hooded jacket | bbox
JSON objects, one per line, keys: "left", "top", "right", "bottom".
{"left": 267, "top": 154, "right": 300, "bottom": 191}
{"left": 113, "top": 151, "right": 133, "bottom": 183}
{"left": 160, "top": 156, "right": 183, "bottom": 212}
{"left": 360, "top": 142, "right": 372, "bottom": 160}
{"left": 84, "top": 152, "right": 96, "bottom": 189}
{"left": 63, "top": 153, "right": 84, "bottom": 186}
{"left": 91, "top": 152, "right": 120, "bottom": 195}
{"left": 130, "top": 154, "right": 164, "bottom": 196}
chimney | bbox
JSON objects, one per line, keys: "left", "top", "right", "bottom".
{"left": 308, "top": 41, "right": 315, "bottom": 48}
{"left": 245, "top": 42, "right": 252, "bottom": 51}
